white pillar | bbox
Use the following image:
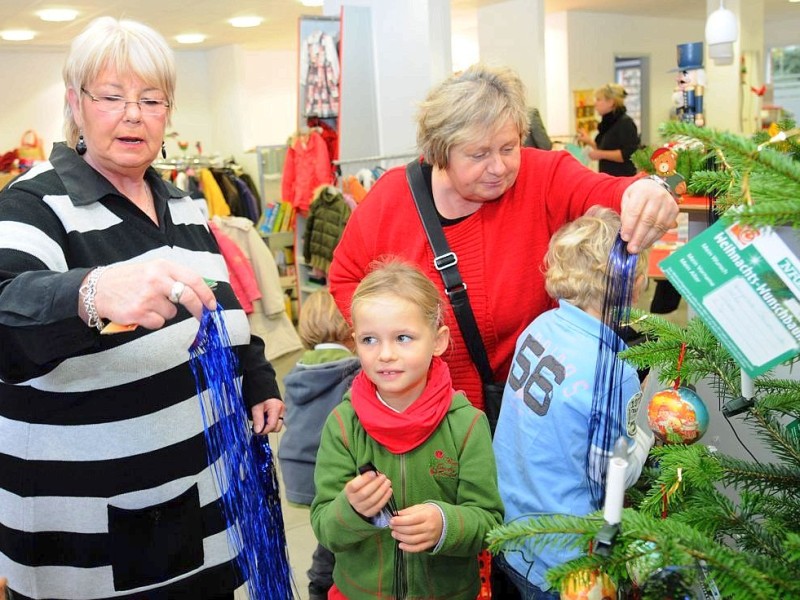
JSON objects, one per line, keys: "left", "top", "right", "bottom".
{"left": 326, "top": 0, "right": 452, "bottom": 158}
{"left": 476, "top": 0, "right": 547, "bottom": 114}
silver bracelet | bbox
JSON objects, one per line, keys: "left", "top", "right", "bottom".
{"left": 79, "top": 266, "right": 111, "bottom": 331}
{"left": 647, "top": 174, "right": 678, "bottom": 199}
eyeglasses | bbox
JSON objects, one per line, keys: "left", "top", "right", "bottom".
{"left": 81, "top": 87, "right": 170, "bottom": 116}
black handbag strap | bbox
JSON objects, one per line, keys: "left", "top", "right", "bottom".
{"left": 405, "top": 160, "right": 495, "bottom": 384}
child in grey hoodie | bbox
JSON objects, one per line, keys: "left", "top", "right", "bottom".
{"left": 278, "top": 290, "right": 360, "bottom": 600}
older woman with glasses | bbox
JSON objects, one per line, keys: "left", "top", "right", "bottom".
{"left": 577, "top": 82, "right": 641, "bottom": 176}
{"left": 0, "top": 17, "right": 284, "bottom": 600}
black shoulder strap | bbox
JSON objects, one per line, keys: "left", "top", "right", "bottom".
{"left": 405, "top": 160, "right": 495, "bottom": 384}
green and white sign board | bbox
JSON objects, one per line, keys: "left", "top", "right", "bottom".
{"left": 661, "top": 219, "right": 800, "bottom": 377}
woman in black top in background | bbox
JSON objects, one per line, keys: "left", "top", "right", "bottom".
{"left": 578, "top": 82, "right": 640, "bottom": 177}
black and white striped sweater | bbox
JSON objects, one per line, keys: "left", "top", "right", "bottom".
{"left": 0, "top": 143, "right": 280, "bottom": 599}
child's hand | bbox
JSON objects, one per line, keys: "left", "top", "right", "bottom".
{"left": 345, "top": 470, "right": 393, "bottom": 518}
{"left": 390, "top": 503, "right": 443, "bottom": 553}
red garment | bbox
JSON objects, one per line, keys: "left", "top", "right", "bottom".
{"left": 208, "top": 221, "right": 262, "bottom": 314}
{"left": 350, "top": 357, "right": 453, "bottom": 454}
{"left": 307, "top": 117, "right": 339, "bottom": 163}
{"left": 327, "top": 584, "right": 347, "bottom": 600}
{"left": 329, "top": 148, "right": 632, "bottom": 411}
{"left": 281, "top": 131, "right": 333, "bottom": 213}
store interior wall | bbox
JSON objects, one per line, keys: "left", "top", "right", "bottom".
{"left": 476, "top": 0, "right": 547, "bottom": 117}
{"left": 553, "top": 11, "right": 706, "bottom": 144}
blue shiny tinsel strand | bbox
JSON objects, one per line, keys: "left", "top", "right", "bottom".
{"left": 586, "top": 233, "right": 638, "bottom": 508}
{"left": 189, "top": 305, "right": 293, "bottom": 600}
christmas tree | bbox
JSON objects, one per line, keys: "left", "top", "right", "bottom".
{"left": 487, "top": 120, "right": 800, "bottom": 599}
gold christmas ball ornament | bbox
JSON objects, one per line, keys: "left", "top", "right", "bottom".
{"left": 647, "top": 386, "right": 709, "bottom": 444}
{"left": 560, "top": 569, "right": 617, "bottom": 600}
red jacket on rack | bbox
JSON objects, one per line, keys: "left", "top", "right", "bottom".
{"left": 281, "top": 131, "right": 333, "bottom": 213}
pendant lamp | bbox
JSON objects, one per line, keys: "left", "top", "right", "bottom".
{"left": 705, "top": 0, "right": 738, "bottom": 66}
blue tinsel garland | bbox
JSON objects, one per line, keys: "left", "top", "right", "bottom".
{"left": 586, "top": 233, "right": 639, "bottom": 508}
{"left": 189, "top": 305, "right": 293, "bottom": 599}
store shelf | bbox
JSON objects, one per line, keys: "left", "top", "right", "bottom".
{"left": 260, "top": 229, "right": 299, "bottom": 323}
{"left": 573, "top": 88, "right": 597, "bottom": 134}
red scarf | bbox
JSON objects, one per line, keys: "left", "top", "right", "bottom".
{"left": 350, "top": 356, "right": 454, "bottom": 454}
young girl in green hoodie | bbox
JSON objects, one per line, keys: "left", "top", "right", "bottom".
{"left": 311, "top": 259, "right": 503, "bottom": 600}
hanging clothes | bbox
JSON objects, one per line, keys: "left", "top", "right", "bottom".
{"left": 300, "top": 30, "right": 340, "bottom": 118}
{"left": 306, "top": 116, "right": 339, "bottom": 165}
{"left": 199, "top": 168, "right": 231, "bottom": 217}
{"left": 303, "top": 185, "right": 351, "bottom": 274}
{"left": 281, "top": 130, "right": 333, "bottom": 214}
{"left": 211, "top": 215, "right": 303, "bottom": 361}
{"left": 208, "top": 221, "right": 262, "bottom": 314}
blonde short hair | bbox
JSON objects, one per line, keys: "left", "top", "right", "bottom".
{"left": 544, "top": 207, "right": 649, "bottom": 312}
{"left": 351, "top": 259, "right": 444, "bottom": 331}
{"left": 298, "top": 290, "right": 351, "bottom": 349}
{"left": 595, "top": 83, "right": 628, "bottom": 110}
{"left": 416, "top": 64, "right": 529, "bottom": 169}
{"left": 63, "top": 17, "right": 176, "bottom": 147}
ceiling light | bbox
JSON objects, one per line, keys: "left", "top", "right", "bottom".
{"left": 175, "top": 33, "right": 206, "bottom": 44}
{"left": 705, "top": 1, "right": 738, "bottom": 66}
{"left": 229, "top": 16, "right": 263, "bottom": 28}
{"left": 300, "top": 0, "right": 324, "bottom": 6}
{"left": 37, "top": 8, "right": 78, "bottom": 22}
{"left": 1, "top": 30, "right": 35, "bottom": 41}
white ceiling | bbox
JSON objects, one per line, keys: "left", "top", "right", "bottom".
{"left": 0, "top": 0, "right": 796, "bottom": 53}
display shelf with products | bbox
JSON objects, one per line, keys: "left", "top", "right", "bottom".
{"left": 254, "top": 144, "right": 287, "bottom": 210}
{"left": 573, "top": 88, "right": 597, "bottom": 134}
{"left": 261, "top": 229, "right": 299, "bottom": 322}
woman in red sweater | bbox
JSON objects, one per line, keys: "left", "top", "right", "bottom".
{"left": 329, "top": 63, "right": 676, "bottom": 415}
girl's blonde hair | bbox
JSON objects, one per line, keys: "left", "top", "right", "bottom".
{"left": 416, "top": 63, "right": 529, "bottom": 169}
{"left": 544, "top": 207, "right": 649, "bottom": 312}
{"left": 595, "top": 82, "right": 628, "bottom": 110}
{"left": 351, "top": 259, "right": 444, "bottom": 331}
{"left": 63, "top": 17, "right": 176, "bottom": 147}
{"left": 297, "top": 290, "right": 351, "bottom": 349}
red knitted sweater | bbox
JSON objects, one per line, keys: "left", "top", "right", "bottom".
{"left": 329, "top": 148, "right": 632, "bottom": 410}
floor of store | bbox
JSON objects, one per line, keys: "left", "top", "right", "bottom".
{"left": 236, "top": 278, "right": 688, "bottom": 600}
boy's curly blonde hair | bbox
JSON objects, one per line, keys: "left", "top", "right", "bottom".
{"left": 544, "top": 206, "right": 649, "bottom": 313}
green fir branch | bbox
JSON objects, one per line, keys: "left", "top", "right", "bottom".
{"left": 744, "top": 407, "right": 800, "bottom": 466}
{"left": 723, "top": 200, "right": 800, "bottom": 229}
{"left": 486, "top": 512, "right": 602, "bottom": 555}
{"left": 717, "top": 453, "right": 800, "bottom": 496}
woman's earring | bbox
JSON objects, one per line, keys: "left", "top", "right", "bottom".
{"left": 161, "top": 141, "right": 167, "bottom": 159}
{"left": 76, "top": 134, "right": 87, "bottom": 156}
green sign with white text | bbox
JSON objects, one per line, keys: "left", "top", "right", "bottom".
{"left": 661, "top": 220, "right": 800, "bottom": 377}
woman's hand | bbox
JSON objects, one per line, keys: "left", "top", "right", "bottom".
{"left": 345, "top": 470, "right": 393, "bottom": 519}
{"left": 620, "top": 177, "right": 679, "bottom": 254}
{"left": 87, "top": 258, "right": 217, "bottom": 329}
{"left": 251, "top": 398, "right": 284, "bottom": 434}
{"left": 390, "top": 504, "right": 444, "bottom": 553}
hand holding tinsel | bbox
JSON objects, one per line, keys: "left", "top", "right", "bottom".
{"left": 346, "top": 466, "right": 394, "bottom": 519}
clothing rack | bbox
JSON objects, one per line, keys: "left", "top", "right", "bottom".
{"left": 332, "top": 151, "right": 418, "bottom": 166}
{"left": 332, "top": 151, "right": 419, "bottom": 180}
{"left": 152, "top": 154, "right": 223, "bottom": 171}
